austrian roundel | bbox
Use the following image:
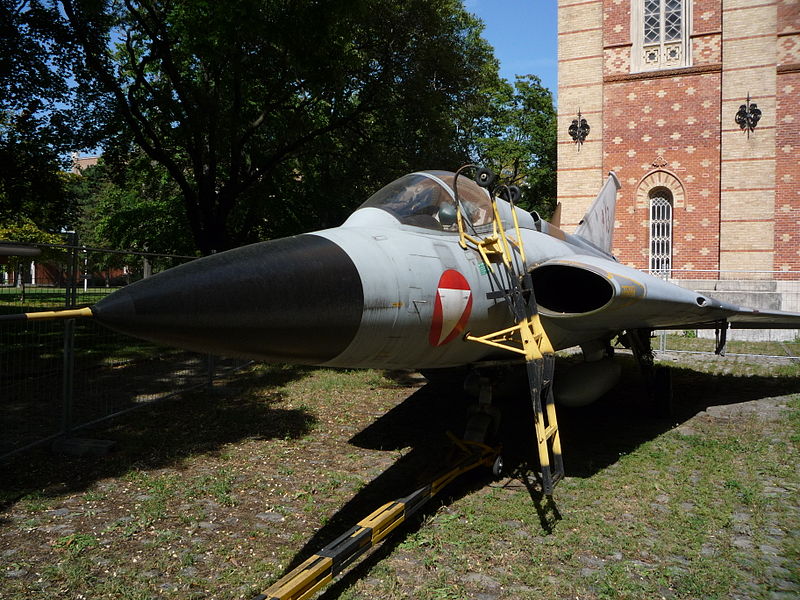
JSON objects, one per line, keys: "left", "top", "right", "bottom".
{"left": 428, "top": 270, "right": 473, "bottom": 347}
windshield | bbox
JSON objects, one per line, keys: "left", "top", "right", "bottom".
{"left": 358, "top": 171, "right": 493, "bottom": 231}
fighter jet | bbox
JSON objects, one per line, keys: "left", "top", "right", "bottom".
{"left": 6, "top": 166, "right": 800, "bottom": 492}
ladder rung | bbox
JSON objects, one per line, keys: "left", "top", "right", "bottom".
{"left": 538, "top": 423, "right": 558, "bottom": 442}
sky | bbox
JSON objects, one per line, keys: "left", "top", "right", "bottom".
{"left": 465, "top": 0, "right": 558, "bottom": 100}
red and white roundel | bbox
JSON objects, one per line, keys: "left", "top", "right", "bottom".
{"left": 429, "top": 270, "right": 473, "bottom": 347}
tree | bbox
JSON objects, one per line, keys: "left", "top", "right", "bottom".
{"left": 66, "top": 153, "right": 196, "bottom": 283}
{"left": 473, "top": 75, "right": 557, "bottom": 217}
{"left": 71, "top": 153, "right": 194, "bottom": 256}
{"left": 60, "top": 0, "right": 502, "bottom": 253}
{"left": 0, "top": 0, "right": 107, "bottom": 233}
{"left": 0, "top": 110, "right": 79, "bottom": 231}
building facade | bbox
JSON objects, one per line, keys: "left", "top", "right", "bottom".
{"left": 557, "top": 0, "right": 800, "bottom": 284}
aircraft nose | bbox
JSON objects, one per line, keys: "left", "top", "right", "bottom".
{"left": 92, "top": 235, "right": 365, "bottom": 363}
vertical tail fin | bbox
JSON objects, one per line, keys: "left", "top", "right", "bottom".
{"left": 574, "top": 172, "right": 621, "bottom": 254}
{"left": 550, "top": 202, "right": 562, "bottom": 229}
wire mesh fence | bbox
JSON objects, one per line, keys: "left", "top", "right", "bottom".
{"left": 0, "top": 239, "right": 249, "bottom": 460}
{"left": 652, "top": 269, "right": 800, "bottom": 360}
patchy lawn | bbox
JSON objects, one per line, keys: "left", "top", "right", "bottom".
{"left": 1, "top": 355, "right": 799, "bottom": 600}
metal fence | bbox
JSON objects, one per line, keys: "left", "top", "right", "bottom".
{"left": 0, "top": 240, "right": 249, "bottom": 460}
{"left": 652, "top": 269, "right": 800, "bottom": 360}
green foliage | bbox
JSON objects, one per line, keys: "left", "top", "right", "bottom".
{"left": 0, "top": 0, "right": 107, "bottom": 233}
{"left": 0, "top": 121, "right": 79, "bottom": 231}
{"left": 70, "top": 154, "right": 194, "bottom": 257}
{"left": 60, "top": 0, "right": 504, "bottom": 253}
{"left": 0, "top": 217, "right": 63, "bottom": 247}
{"left": 473, "top": 75, "right": 557, "bottom": 217}
{"left": 4, "top": 1, "right": 554, "bottom": 252}
{"left": 0, "top": 217, "right": 67, "bottom": 269}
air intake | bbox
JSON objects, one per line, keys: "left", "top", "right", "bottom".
{"left": 530, "top": 264, "right": 614, "bottom": 314}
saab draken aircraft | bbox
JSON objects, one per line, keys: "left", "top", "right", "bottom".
{"left": 7, "top": 166, "right": 800, "bottom": 493}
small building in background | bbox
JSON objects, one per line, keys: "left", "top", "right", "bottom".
{"left": 71, "top": 152, "right": 99, "bottom": 174}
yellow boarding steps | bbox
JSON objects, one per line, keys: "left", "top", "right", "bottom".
{"left": 465, "top": 316, "right": 563, "bottom": 495}
{"left": 456, "top": 171, "right": 564, "bottom": 496}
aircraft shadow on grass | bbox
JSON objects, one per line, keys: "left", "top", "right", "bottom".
{"left": 0, "top": 364, "right": 316, "bottom": 513}
{"left": 278, "top": 357, "right": 800, "bottom": 598}
{"left": 1, "top": 356, "right": 797, "bottom": 592}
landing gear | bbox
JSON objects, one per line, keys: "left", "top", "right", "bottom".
{"left": 462, "top": 361, "right": 563, "bottom": 491}
{"left": 624, "top": 328, "right": 674, "bottom": 417}
{"left": 463, "top": 375, "right": 502, "bottom": 441}
{"left": 491, "top": 454, "right": 504, "bottom": 478}
{"left": 463, "top": 373, "right": 505, "bottom": 478}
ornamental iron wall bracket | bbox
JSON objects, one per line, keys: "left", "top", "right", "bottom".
{"left": 735, "top": 93, "right": 761, "bottom": 137}
{"left": 568, "top": 110, "right": 590, "bottom": 149}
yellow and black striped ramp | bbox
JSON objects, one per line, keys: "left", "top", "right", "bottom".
{"left": 252, "top": 440, "right": 498, "bottom": 600}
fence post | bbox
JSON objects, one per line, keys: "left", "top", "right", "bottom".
{"left": 207, "top": 354, "right": 216, "bottom": 387}
{"left": 61, "top": 234, "right": 78, "bottom": 437}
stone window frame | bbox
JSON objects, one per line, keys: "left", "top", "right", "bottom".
{"left": 630, "top": 0, "right": 692, "bottom": 73}
{"left": 636, "top": 170, "right": 685, "bottom": 277}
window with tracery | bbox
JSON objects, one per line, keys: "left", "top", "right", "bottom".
{"left": 633, "top": 0, "right": 690, "bottom": 72}
{"left": 649, "top": 189, "right": 673, "bottom": 276}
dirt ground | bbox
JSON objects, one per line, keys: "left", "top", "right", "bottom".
{"left": 1, "top": 355, "right": 798, "bottom": 599}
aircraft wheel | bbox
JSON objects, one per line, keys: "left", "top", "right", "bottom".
{"left": 475, "top": 167, "right": 497, "bottom": 189}
{"left": 491, "top": 455, "right": 504, "bottom": 478}
{"left": 464, "top": 412, "right": 494, "bottom": 444}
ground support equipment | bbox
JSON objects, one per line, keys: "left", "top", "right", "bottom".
{"left": 252, "top": 437, "right": 499, "bottom": 600}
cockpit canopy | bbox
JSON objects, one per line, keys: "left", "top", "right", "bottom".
{"left": 357, "top": 171, "right": 493, "bottom": 232}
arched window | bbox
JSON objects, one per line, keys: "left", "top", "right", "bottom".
{"left": 649, "top": 187, "right": 673, "bottom": 276}
{"left": 632, "top": 0, "right": 691, "bottom": 72}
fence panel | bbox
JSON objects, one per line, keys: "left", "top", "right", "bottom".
{"left": 0, "top": 241, "right": 248, "bottom": 460}
{"left": 0, "top": 319, "right": 65, "bottom": 456}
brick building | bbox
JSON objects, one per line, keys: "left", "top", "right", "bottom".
{"left": 557, "top": 0, "right": 799, "bottom": 283}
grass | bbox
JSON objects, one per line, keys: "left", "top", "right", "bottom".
{"left": 54, "top": 533, "right": 100, "bottom": 553}
{"left": 0, "top": 286, "right": 113, "bottom": 312}
{"left": 1, "top": 357, "right": 798, "bottom": 599}
{"left": 375, "top": 414, "right": 789, "bottom": 599}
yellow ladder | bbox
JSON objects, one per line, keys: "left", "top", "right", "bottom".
{"left": 455, "top": 172, "right": 564, "bottom": 495}
{"left": 465, "top": 314, "right": 563, "bottom": 495}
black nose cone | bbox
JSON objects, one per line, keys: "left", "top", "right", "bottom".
{"left": 93, "top": 234, "right": 364, "bottom": 364}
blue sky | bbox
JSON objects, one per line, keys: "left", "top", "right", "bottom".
{"left": 466, "top": 0, "right": 558, "bottom": 99}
